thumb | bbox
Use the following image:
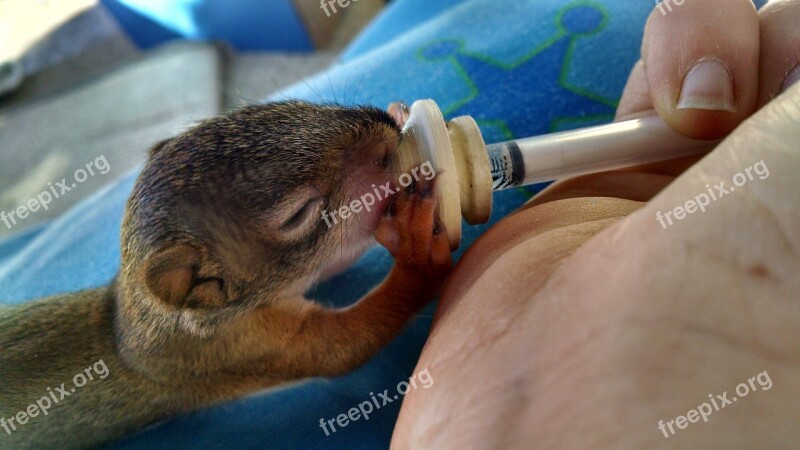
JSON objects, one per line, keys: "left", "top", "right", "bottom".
{"left": 619, "top": 0, "right": 760, "bottom": 139}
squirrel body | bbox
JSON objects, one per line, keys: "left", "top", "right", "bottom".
{"left": 0, "top": 102, "right": 451, "bottom": 449}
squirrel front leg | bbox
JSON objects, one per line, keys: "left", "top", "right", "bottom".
{"left": 250, "top": 178, "right": 452, "bottom": 380}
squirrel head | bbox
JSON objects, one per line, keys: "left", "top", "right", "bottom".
{"left": 118, "top": 101, "right": 401, "bottom": 327}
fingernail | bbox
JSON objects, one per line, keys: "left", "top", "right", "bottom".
{"left": 779, "top": 64, "right": 800, "bottom": 94}
{"left": 677, "top": 59, "right": 737, "bottom": 113}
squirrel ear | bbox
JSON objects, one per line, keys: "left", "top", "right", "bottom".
{"left": 144, "top": 244, "right": 227, "bottom": 309}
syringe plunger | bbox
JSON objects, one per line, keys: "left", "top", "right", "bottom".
{"left": 487, "top": 116, "right": 716, "bottom": 190}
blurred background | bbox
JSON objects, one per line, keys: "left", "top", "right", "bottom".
{"left": 0, "top": 0, "right": 386, "bottom": 237}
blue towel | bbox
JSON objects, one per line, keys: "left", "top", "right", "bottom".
{"left": 101, "top": 0, "right": 314, "bottom": 51}
{"left": 2, "top": 0, "right": 766, "bottom": 448}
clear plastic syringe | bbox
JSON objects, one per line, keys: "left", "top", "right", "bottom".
{"left": 486, "top": 115, "right": 719, "bottom": 190}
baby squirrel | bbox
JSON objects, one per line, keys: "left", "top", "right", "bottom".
{"left": 0, "top": 101, "right": 452, "bottom": 449}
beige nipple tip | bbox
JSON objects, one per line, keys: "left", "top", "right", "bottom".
{"left": 394, "top": 100, "right": 492, "bottom": 251}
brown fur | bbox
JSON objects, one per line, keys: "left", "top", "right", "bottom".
{"left": 0, "top": 101, "right": 451, "bottom": 449}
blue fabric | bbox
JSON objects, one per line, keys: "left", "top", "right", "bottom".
{"left": 340, "top": 0, "right": 465, "bottom": 61}
{"left": 101, "top": 0, "right": 314, "bottom": 51}
{"left": 1, "top": 0, "right": 767, "bottom": 448}
{"left": 0, "top": 175, "right": 134, "bottom": 303}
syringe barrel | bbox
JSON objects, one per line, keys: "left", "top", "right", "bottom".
{"left": 487, "top": 116, "right": 719, "bottom": 190}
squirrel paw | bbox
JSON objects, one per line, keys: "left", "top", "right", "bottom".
{"left": 375, "top": 176, "right": 452, "bottom": 281}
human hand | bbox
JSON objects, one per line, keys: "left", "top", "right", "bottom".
{"left": 616, "top": 0, "right": 800, "bottom": 138}
{"left": 392, "top": 1, "right": 800, "bottom": 448}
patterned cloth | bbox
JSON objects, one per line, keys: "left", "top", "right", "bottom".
{"left": 0, "top": 0, "right": 766, "bottom": 448}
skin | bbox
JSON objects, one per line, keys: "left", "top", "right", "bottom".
{"left": 393, "top": 0, "right": 800, "bottom": 448}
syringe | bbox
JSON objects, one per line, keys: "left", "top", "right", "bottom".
{"left": 394, "top": 100, "right": 720, "bottom": 250}
{"left": 486, "top": 115, "right": 718, "bottom": 190}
